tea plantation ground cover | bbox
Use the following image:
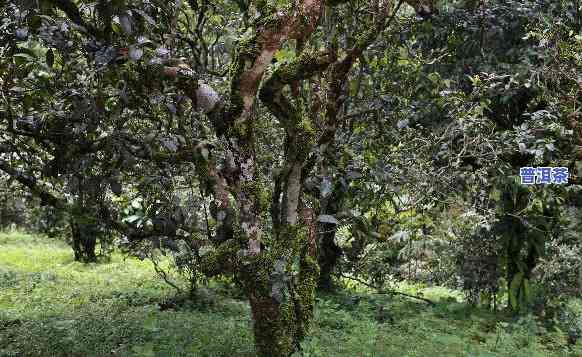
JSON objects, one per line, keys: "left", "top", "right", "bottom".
{"left": 1, "top": 232, "right": 580, "bottom": 356}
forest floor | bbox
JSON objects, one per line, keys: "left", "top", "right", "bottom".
{"left": 0, "top": 231, "right": 580, "bottom": 357}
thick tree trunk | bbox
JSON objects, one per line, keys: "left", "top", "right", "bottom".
{"left": 244, "top": 223, "right": 319, "bottom": 357}
{"left": 317, "top": 225, "right": 342, "bottom": 291}
{"left": 0, "top": 195, "right": 8, "bottom": 229}
{"left": 239, "top": 209, "right": 319, "bottom": 357}
{"left": 70, "top": 219, "right": 97, "bottom": 263}
{"left": 248, "top": 261, "right": 318, "bottom": 356}
{"left": 249, "top": 294, "right": 298, "bottom": 356}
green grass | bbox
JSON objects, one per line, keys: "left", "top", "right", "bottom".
{"left": 1, "top": 231, "right": 580, "bottom": 356}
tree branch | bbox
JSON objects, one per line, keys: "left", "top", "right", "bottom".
{"left": 319, "top": 0, "right": 401, "bottom": 148}
{"left": 0, "top": 160, "right": 65, "bottom": 209}
{"left": 260, "top": 49, "right": 335, "bottom": 127}
{"left": 338, "top": 273, "right": 436, "bottom": 306}
{"left": 49, "top": 0, "right": 102, "bottom": 39}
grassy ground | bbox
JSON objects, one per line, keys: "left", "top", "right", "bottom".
{"left": 0, "top": 231, "right": 580, "bottom": 357}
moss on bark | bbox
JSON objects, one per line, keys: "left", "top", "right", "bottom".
{"left": 240, "top": 224, "right": 320, "bottom": 356}
{"left": 199, "top": 240, "right": 240, "bottom": 277}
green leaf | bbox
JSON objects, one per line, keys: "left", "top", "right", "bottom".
{"left": 427, "top": 72, "right": 440, "bottom": 83}
{"left": 13, "top": 53, "right": 35, "bottom": 61}
{"left": 274, "top": 48, "right": 294, "bottom": 63}
{"left": 397, "top": 59, "right": 409, "bottom": 66}
{"left": 200, "top": 147, "right": 209, "bottom": 160}
{"left": 131, "top": 199, "right": 142, "bottom": 210}
{"left": 125, "top": 215, "right": 142, "bottom": 223}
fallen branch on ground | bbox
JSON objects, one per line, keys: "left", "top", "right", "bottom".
{"left": 338, "top": 273, "right": 436, "bottom": 306}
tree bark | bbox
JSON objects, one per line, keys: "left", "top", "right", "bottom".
{"left": 243, "top": 207, "right": 318, "bottom": 357}
{"left": 317, "top": 224, "right": 342, "bottom": 290}
{"left": 246, "top": 255, "right": 319, "bottom": 356}
{"left": 70, "top": 218, "right": 97, "bottom": 263}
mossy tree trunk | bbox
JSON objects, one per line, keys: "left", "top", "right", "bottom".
{"left": 69, "top": 175, "right": 106, "bottom": 263}
{"left": 317, "top": 224, "right": 342, "bottom": 290}
{"left": 180, "top": 1, "right": 434, "bottom": 354}
{"left": 247, "top": 258, "right": 319, "bottom": 356}
{"left": 191, "top": 3, "right": 328, "bottom": 354}
{"left": 70, "top": 218, "right": 97, "bottom": 263}
{"left": 242, "top": 218, "right": 319, "bottom": 356}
